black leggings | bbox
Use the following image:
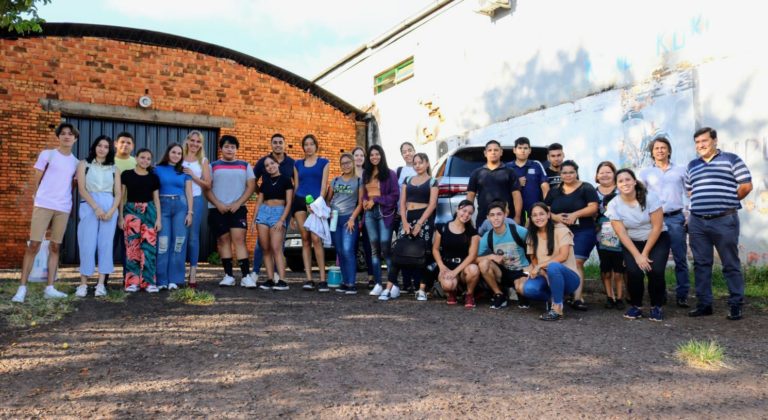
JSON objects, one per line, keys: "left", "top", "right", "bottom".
{"left": 621, "top": 232, "right": 671, "bottom": 307}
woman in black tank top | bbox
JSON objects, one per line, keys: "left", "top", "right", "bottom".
{"left": 432, "top": 200, "right": 481, "bottom": 307}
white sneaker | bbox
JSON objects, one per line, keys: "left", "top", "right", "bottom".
{"left": 378, "top": 290, "right": 391, "bottom": 301}
{"left": 75, "top": 285, "right": 88, "bottom": 298}
{"left": 95, "top": 284, "right": 107, "bottom": 297}
{"left": 241, "top": 274, "right": 257, "bottom": 288}
{"left": 416, "top": 290, "right": 428, "bottom": 301}
{"left": 125, "top": 284, "right": 139, "bottom": 293}
{"left": 146, "top": 285, "right": 159, "bottom": 293}
{"left": 168, "top": 283, "right": 179, "bottom": 290}
{"left": 44, "top": 285, "right": 68, "bottom": 299}
{"left": 390, "top": 285, "right": 401, "bottom": 299}
{"left": 219, "top": 275, "right": 236, "bottom": 287}
{"left": 11, "top": 286, "right": 26, "bottom": 303}
{"left": 369, "top": 284, "right": 383, "bottom": 296}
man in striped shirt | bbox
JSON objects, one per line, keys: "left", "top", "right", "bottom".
{"left": 685, "top": 127, "right": 752, "bottom": 320}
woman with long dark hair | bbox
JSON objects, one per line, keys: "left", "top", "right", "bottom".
{"left": 607, "top": 168, "right": 670, "bottom": 321}
{"left": 293, "top": 134, "right": 330, "bottom": 291}
{"left": 352, "top": 146, "right": 374, "bottom": 287}
{"left": 544, "top": 160, "right": 598, "bottom": 310}
{"left": 75, "top": 135, "right": 122, "bottom": 297}
{"left": 362, "top": 144, "right": 399, "bottom": 296}
{"left": 181, "top": 130, "right": 211, "bottom": 288}
{"left": 518, "top": 202, "right": 581, "bottom": 321}
{"left": 594, "top": 161, "right": 625, "bottom": 309}
{"left": 155, "top": 143, "right": 193, "bottom": 289}
{"left": 120, "top": 148, "right": 161, "bottom": 292}
{"left": 251, "top": 155, "right": 294, "bottom": 291}
{"left": 379, "top": 152, "right": 438, "bottom": 301}
{"left": 432, "top": 199, "right": 481, "bottom": 307}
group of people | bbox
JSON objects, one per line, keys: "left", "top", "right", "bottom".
{"left": 11, "top": 124, "right": 753, "bottom": 322}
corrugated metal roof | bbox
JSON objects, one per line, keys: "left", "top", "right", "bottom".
{"left": 1, "top": 22, "right": 363, "bottom": 118}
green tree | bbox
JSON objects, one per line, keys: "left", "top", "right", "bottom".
{"left": 1, "top": 0, "right": 52, "bottom": 34}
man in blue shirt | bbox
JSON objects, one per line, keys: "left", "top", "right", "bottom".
{"left": 685, "top": 127, "right": 752, "bottom": 320}
{"left": 477, "top": 201, "right": 529, "bottom": 310}
{"left": 251, "top": 133, "right": 296, "bottom": 284}
{"left": 508, "top": 137, "right": 549, "bottom": 225}
{"left": 638, "top": 136, "right": 690, "bottom": 307}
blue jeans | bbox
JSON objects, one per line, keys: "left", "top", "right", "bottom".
{"left": 541, "top": 262, "right": 581, "bottom": 305}
{"left": 77, "top": 192, "right": 117, "bottom": 276}
{"left": 361, "top": 221, "right": 373, "bottom": 276}
{"left": 332, "top": 213, "right": 358, "bottom": 286}
{"left": 664, "top": 212, "right": 690, "bottom": 299}
{"left": 157, "top": 195, "right": 188, "bottom": 286}
{"left": 522, "top": 275, "right": 551, "bottom": 301}
{"left": 186, "top": 195, "right": 204, "bottom": 267}
{"left": 364, "top": 206, "right": 392, "bottom": 285}
{"left": 689, "top": 212, "right": 744, "bottom": 307}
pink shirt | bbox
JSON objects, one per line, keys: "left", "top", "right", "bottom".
{"left": 33, "top": 149, "right": 79, "bottom": 213}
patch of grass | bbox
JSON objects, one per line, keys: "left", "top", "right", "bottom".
{"left": 676, "top": 339, "right": 726, "bottom": 370}
{"left": 167, "top": 288, "right": 215, "bottom": 306}
{"left": 0, "top": 282, "right": 77, "bottom": 328}
{"left": 103, "top": 289, "right": 127, "bottom": 303}
{"left": 207, "top": 251, "right": 221, "bottom": 266}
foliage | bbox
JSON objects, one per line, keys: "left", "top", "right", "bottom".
{"left": 103, "top": 289, "right": 127, "bottom": 303}
{"left": 207, "top": 251, "right": 222, "bottom": 265}
{"left": 0, "top": 281, "right": 76, "bottom": 328}
{"left": 1, "top": 0, "right": 52, "bottom": 34}
{"left": 167, "top": 288, "right": 215, "bottom": 306}
{"left": 676, "top": 339, "right": 726, "bottom": 370}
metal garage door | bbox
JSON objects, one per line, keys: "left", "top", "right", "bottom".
{"left": 61, "top": 117, "right": 219, "bottom": 265}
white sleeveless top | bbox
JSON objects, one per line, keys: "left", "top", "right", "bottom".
{"left": 182, "top": 159, "right": 204, "bottom": 197}
{"left": 85, "top": 162, "right": 115, "bottom": 193}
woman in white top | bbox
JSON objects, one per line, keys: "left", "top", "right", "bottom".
{"left": 182, "top": 130, "right": 211, "bottom": 288}
{"left": 606, "top": 168, "right": 670, "bottom": 322}
{"left": 76, "top": 135, "right": 122, "bottom": 297}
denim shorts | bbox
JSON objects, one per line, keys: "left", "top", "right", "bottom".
{"left": 572, "top": 226, "right": 597, "bottom": 260}
{"left": 256, "top": 204, "right": 286, "bottom": 228}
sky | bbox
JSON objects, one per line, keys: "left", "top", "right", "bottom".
{"left": 38, "top": 0, "right": 436, "bottom": 80}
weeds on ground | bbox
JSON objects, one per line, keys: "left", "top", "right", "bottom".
{"left": 0, "top": 282, "right": 76, "bottom": 328}
{"left": 676, "top": 339, "right": 726, "bottom": 370}
{"left": 167, "top": 288, "right": 215, "bottom": 305}
{"left": 103, "top": 289, "right": 127, "bottom": 303}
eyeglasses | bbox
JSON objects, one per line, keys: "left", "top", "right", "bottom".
{"left": 341, "top": 161, "right": 354, "bottom": 166}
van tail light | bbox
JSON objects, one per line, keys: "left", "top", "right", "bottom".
{"left": 438, "top": 183, "right": 467, "bottom": 197}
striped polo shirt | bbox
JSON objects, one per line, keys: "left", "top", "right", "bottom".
{"left": 208, "top": 159, "right": 255, "bottom": 208}
{"left": 685, "top": 150, "right": 751, "bottom": 215}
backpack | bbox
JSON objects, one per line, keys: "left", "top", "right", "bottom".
{"left": 487, "top": 223, "right": 526, "bottom": 251}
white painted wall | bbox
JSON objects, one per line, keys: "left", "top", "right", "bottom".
{"left": 317, "top": 0, "right": 768, "bottom": 262}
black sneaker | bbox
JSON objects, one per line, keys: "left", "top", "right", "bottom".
{"left": 517, "top": 295, "right": 531, "bottom": 309}
{"left": 614, "top": 298, "right": 625, "bottom": 310}
{"left": 688, "top": 305, "right": 713, "bottom": 317}
{"left": 302, "top": 281, "right": 315, "bottom": 291}
{"left": 604, "top": 297, "right": 616, "bottom": 309}
{"left": 367, "top": 279, "right": 375, "bottom": 289}
{"left": 336, "top": 284, "right": 349, "bottom": 293}
{"left": 259, "top": 280, "right": 275, "bottom": 290}
{"left": 273, "top": 280, "right": 289, "bottom": 291}
{"left": 676, "top": 297, "right": 690, "bottom": 308}
{"left": 726, "top": 305, "right": 743, "bottom": 321}
{"left": 317, "top": 282, "right": 330, "bottom": 292}
{"left": 490, "top": 293, "right": 508, "bottom": 309}
{"left": 345, "top": 285, "right": 358, "bottom": 295}
{"left": 570, "top": 299, "right": 588, "bottom": 311}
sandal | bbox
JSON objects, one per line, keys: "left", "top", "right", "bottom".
{"left": 570, "top": 299, "right": 588, "bottom": 311}
{"left": 540, "top": 310, "right": 563, "bottom": 321}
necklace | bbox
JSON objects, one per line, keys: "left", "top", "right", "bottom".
{"left": 270, "top": 175, "right": 280, "bottom": 186}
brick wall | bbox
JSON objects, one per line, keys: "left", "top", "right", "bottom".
{"left": 0, "top": 35, "right": 358, "bottom": 268}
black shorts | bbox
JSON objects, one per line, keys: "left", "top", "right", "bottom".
{"left": 479, "top": 264, "right": 525, "bottom": 290}
{"left": 292, "top": 198, "right": 308, "bottom": 215}
{"left": 598, "top": 249, "right": 625, "bottom": 273}
{"left": 208, "top": 206, "right": 248, "bottom": 238}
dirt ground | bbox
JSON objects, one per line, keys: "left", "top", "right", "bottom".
{"left": 1, "top": 265, "right": 767, "bottom": 419}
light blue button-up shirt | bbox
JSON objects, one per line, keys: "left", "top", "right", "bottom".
{"left": 638, "top": 161, "right": 688, "bottom": 213}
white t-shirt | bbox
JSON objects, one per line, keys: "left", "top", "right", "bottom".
{"left": 33, "top": 149, "right": 79, "bottom": 213}
{"left": 606, "top": 192, "right": 667, "bottom": 241}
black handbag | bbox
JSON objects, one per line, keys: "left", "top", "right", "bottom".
{"left": 392, "top": 234, "right": 426, "bottom": 268}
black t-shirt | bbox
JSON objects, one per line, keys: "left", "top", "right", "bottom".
{"left": 467, "top": 165, "right": 520, "bottom": 218}
{"left": 121, "top": 170, "right": 160, "bottom": 203}
{"left": 259, "top": 174, "right": 294, "bottom": 201}
{"left": 546, "top": 167, "right": 562, "bottom": 190}
{"left": 544, "top": 182, "right": 599, "bottom": 230}
{"left": 439, "top": 223, "right": 478, "bottom": 261}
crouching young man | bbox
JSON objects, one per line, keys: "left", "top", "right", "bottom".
{"left": 477, "top": 201, "right": 530, "bottom": 309}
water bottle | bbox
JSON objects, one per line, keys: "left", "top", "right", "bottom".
{"left": 305, "top": 194, "right": 314, "bottom": 205}
{"left": 329, "top": 209, "right": 339, "bottom": 232}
